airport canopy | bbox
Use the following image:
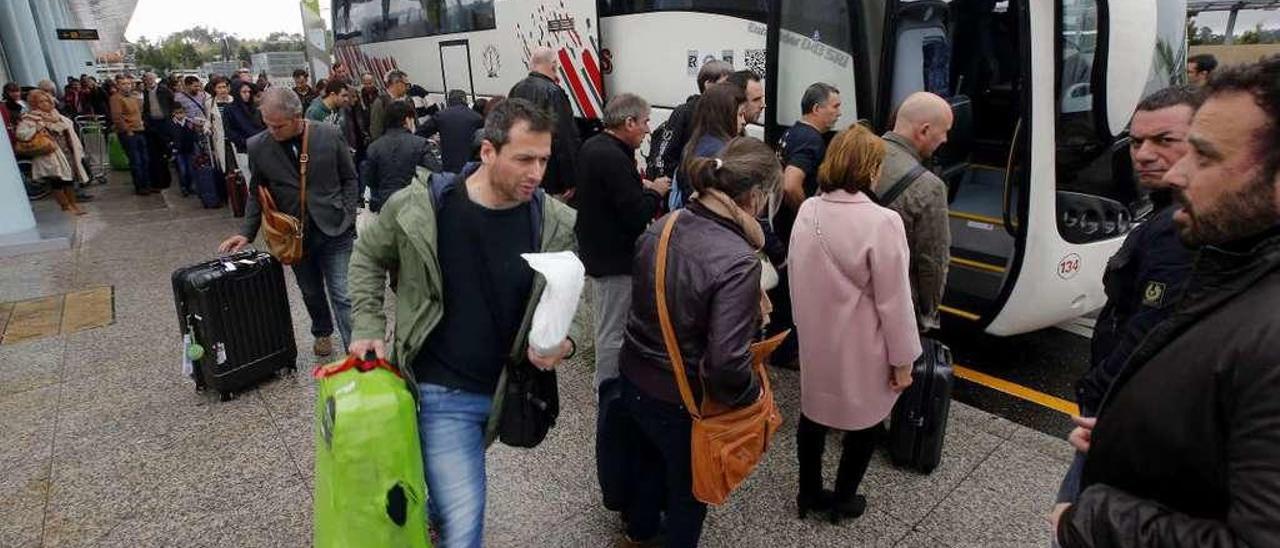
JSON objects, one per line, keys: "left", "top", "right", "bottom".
{"left": 1187, "top": 0, "right": 1280, "bottom": 14}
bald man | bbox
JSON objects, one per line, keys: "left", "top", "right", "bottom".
{"left": 509, "top": 46, "right": 581, "bottom": 199}
{"left": 875, "top": 91, "right": 953, "bottom": 332}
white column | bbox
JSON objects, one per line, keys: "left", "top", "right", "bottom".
{"left": 0, "top": 0, "right": 51, "bottom": 86}
{"left": 0, "top": 122, "right": 37, "bottom": 237}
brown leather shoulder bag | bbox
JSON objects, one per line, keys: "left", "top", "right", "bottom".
{"left": 654, "top": 210, "right": 786, "bottom": 506}
{"left": 257, "top": 121, "right": 309, "bottom": 265}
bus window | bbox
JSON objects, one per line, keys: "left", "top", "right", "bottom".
{"left": 332, "top": 0, "right": 496, "bottom": 44}
{"left": 1055, "top": 0, "right": 1132, "bottom": 243}
{"left": 599, "top": 0, "right": 767, "bottom": 22}
{"left": 775, "top": 0, "right": 859, "bottom": 130}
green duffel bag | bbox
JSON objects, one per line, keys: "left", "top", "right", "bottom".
{"left": 314, "top": 355, "right": 430, "bottom": 548}
{"left": 107, "top": 132, "right": 130, "bottom": 171}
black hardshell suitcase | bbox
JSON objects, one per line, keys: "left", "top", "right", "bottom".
{"left": 888, "top": 338, "right": 954, "bottom": 473}
{"left": 172, "top": 250, "right": 297, "bottom": 400}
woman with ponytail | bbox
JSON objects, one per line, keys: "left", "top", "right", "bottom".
{"left": 615, "top": 137, "right": 780, "bottom": 547}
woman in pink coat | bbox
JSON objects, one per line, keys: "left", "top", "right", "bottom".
{"left": 788, "top": 124, "right": 922, "bottom": 523}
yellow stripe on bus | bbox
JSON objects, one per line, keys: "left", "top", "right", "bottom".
{"left": 953, "top": 365, "right": 1080, "bottom": 417}
{"left": 950, "top": 256, "right": 1007, "bottom": 274}
{"left": 939, "top": 305, "right": 982, "bottom": 321}
{"left": 948, "top": 211, "right": 1004, "bottom": 225}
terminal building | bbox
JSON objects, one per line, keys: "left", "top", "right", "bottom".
{"left": 0, "top": 0, "right": 134, "bottom": 255}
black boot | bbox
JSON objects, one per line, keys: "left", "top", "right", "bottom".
{"left": 828, "top": 495, "right": 867, "bottom": 523}
{"left": 796, "top": 414, "right": 832, "bottom": 520}
{"left": 829, "top": 424, "right": 879, "bottom": 524}
{"left": 797, "top": 489, "right": 835, "bottom": 520}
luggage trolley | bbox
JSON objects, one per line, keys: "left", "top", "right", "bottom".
{"left": 75, "top": 115, "right": 110, "bottom": 185}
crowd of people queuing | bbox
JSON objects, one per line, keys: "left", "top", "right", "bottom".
{"left": 10, "top": 47, "right": 1278, "bottom": 547}
{"left": 225, "top": 50, "right": 1275, "bottom": 547}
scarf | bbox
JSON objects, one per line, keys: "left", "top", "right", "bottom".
{"left": 692, "top": 188, "right": 774, "bottom": 326}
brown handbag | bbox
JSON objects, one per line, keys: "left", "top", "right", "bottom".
{"left": 654, "top": 210, "right": 786, "bottom": 506}
{"left": 257, "top": 121, "right": 310, "bottom": 265}
{"left": 15, "top": 128, "right": 57, "bottom": 158}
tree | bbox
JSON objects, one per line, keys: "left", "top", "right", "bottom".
{"left": 123, "top": 26, "right": 305, "bottom": 74}
{"left": 1238, "top": 24, "right": 1264, "bottom": 45}
{"left": 1198, "top": 26, "right": 1222, "bottom": 45}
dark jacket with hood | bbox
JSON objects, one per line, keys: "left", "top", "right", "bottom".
{"left": 1058, "top": 226, "right": 1280, "bottom": 547}
{"left": 223, "top": 82, "right": 264, "bottom": 152}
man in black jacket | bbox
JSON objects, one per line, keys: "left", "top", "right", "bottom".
{"left": 575, "top": 93, "right": 670, "bottom": 388}
{"left": 140, "top": 72, "right": 174, "bottom": 189}
{"left": 651, "top": 60, "right": 732, "bottom": 180}
{"left": 1052, "top": 86, "right": 1201, "bottom": 521}
{"left": 509, "top": 47, "right": 581, "bottom": 198}
{"left": 1057, "top": 56, "right": 1280, "bottom": 547}
{"left": 418, "top": 89, "right": 484, "bottom": 173}
{"left": 363, "top": 101, "right": 439, "bottom": 212}
{"left": 368, "top": 69, "right": 410, "bottom": 142}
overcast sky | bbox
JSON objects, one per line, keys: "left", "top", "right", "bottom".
{"left": 123, "top": 2, "right": 1277, "bottom": 42}
{"left": 1193, "top": 9, "right": 1280, "bottom": 33}
{"left": 124, "top": 0, "right": 310, "bottom": 41}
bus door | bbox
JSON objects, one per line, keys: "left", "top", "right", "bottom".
{"left": 874, "top": 0, "right": 1030, "bottom": 327}
{"left": 764, "top": 0, "right": 869, "bottom": 145}
{"left": 440, "top": 40, "right": 476, "bottom": 99}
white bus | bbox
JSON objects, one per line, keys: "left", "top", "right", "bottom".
{"left": 331, "top": 0, "right": 1189, "bottom": 337}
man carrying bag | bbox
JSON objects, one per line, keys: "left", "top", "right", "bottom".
{"left": 347, "top": 98, "right": 577, "bottom": 547}
{"left": 218, "top": 88, "right": 359, "bottom": 357}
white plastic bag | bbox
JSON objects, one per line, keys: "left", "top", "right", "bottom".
{"left": 521, "top": 251, "right": 586, "bottom": 356}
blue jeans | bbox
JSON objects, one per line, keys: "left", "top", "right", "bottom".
{"left": 292, "top": 226, "right": 354, "bottom": 348}
{"left": 417, "top": 383, "right": 492, "bottom": 548}
{"left": 118, "top": 132, "right": 150, "bottom": 192}
{"left": 175, "top": 152, "right": 193, "bottom": 193}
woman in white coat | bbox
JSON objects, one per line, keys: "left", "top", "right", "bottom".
{"left": 17, "top": 89, "right": 88, "bottom": 215}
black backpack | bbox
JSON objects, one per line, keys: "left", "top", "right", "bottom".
{"left": 645, "top": 119, "right": 672, "bottom": 179}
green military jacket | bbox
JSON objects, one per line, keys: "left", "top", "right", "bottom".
{"left": 348, "top": 165, "right": 578, "bottom": 444}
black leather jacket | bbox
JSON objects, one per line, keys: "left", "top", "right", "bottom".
{"left": 1060, "top": 227, "right": 1280, "bottom": 547}
{"left": 508, "top": 72, "right": 580, "bottom": 195}
{"left": 618, "top": 202, "right": 762, "bottom": 409}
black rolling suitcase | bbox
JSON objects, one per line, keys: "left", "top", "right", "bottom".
{"left": 172, "top": 250, "right": 297, "bottom": 400}
{"left": 888, "top": 338, "right": 953, "bottom": 473}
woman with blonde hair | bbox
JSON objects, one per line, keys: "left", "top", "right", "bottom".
{"left": 16, "top": 89, "right": 89, "bottom": 215}
{"left": 788, "top": 124, "right": 921, "bottom": 522}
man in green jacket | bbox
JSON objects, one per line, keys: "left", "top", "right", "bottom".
{"left": 347, "top": 98, "right": 577, "bottom": 546}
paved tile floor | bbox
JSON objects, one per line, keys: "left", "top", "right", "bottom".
{"left": 0, "top": 177, "right": 1072, "bottom": 547}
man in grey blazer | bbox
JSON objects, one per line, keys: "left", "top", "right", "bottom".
{"left": 218, "top": 87, "right": 359, "bottom": 357}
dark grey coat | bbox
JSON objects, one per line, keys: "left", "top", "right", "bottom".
{"left": 239, "top": 120, "right": 359, "bottom": 240}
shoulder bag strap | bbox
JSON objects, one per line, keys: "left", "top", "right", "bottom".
{"left": 298, "top": 121, "right": 310, "bottom": 231}
{"left": 655, "top": 210, "right": 705, "bottom": 419}
{"left": 875, "top": 164, "right": 927, "bottom": 206}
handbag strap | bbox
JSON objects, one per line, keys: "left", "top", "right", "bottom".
{"left": 298, "top": 120, "right": 310, "bottom": 231}
{"left": 654, "top": 210, "right": 707, "bottom": 419}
